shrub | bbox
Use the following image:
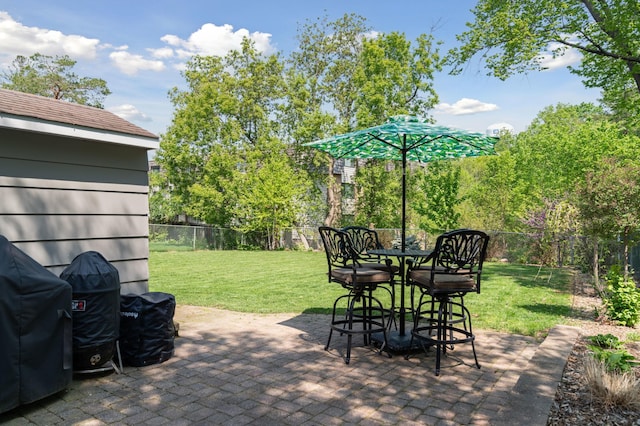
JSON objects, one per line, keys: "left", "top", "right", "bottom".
{"left": 603, "top": 267, "right": 640, "bottom": 327}
{"left": 589, "top": 346, "right": 638, "bottom": 373}
{"left": 587, "top": 333, "right": 639, "bottom": 373}
{"left": 391, "top": 235, "right": 422, "bottom": 250}
{"left": 588, "top": 333, "right": 623, "bottom": 349}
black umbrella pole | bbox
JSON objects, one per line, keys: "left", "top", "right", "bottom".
{"left": 400, "top": 140, "right": 407, "bottom": 336}
{"left": 401, "top": 138, "right": 407, "bottom": 253}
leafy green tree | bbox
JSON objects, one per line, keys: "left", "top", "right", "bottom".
{"left": 1, "top": 53, "right": 111, "bottom": 108}
{"left": 182, "top": 145, "right": 237, "bottom": 226}
{"left": 490, "top": 104, "right": 640, "bottom": 274}
{"left": 506, "top": 104, "right": 626, "bottom": 216}
{"left": 234, "top": 139, "right": 310, "bottom": 249}
{"left": 578, "top": 158, "right": 640, "bottom": 279}
{"left": 467, "top": 102, "right": 640, "bottom": 258}
{"left": 148, "top": 168, "right": 182, "bottom": 223}
{"left": 461, "top": 150, "right": 525, "bottom": 231}
{"left": 354, "top": 160, "right": 401, "bottom": 228}
{"left": 411, "top": 161, "right": 462, "bottom": 233}
{"left": 286, "top": 16, "right": 446, "bottom": 229}
{"left": 285, "top": 13, "right": 371, "bottom": 226}
{"left": 156, "top": 39, "right": 289, "bottom": 232}
{"left": 351, "top": 31, "right": 444, "bottom": 231}
{"left": 449, "top": 1, "right": 640, "bottom": 127}
{"left": 353, "top": 31, "right": 443, "bottom": 126}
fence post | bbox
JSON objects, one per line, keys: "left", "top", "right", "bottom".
{"left": 193, "top": 227, "right": 196, "bottom": 251}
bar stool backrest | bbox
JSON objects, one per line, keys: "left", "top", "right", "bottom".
{"left": 430, "top": 229, "right": 489, "bottom": 293}
{"left": 318, "top": 226, "right": 359, "bottom": 281}
{"left": 341, "top": 226, "right": 383, "bottom": 263}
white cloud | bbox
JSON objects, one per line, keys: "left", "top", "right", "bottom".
{"left": 0, "top": 13, "right": 276, "bottom": 78}
{"left": 109, "top": 50, "right": 165, "bottom": 75}
{"left": 172, "top": 61, "right": 188, "bottom": 72}
{"left": 148, "top": 46, "right": 174, "bottom": 59}
{"left": 160, "top": 23, "right": 275, "bottom": 58}
{"left": 538, "top": 42, "right": 582, "bottom": 70}
{"left": 362, "top": 30, "right": 380, "bottom": 40}
{"left": 108, "top": 104, "right": 152, "bottom": 122}
{"left": 0, "top": 11, "right": 100, "bottom": 64}
{"left": 435, "top": 98, "right": 499, "bottom": 115}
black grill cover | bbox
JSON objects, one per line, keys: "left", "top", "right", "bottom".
{"left": 60, "top": 251, "right": 120, "bottom": 370}
{"left": 120, "top": 292, "right": 176, "bottom": 367}
{"left": 0, "top": 235, "right": 72, "bottom": 414}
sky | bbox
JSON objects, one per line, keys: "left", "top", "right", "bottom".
{"left": 0, "top": 0, "right": 602, "bottom": 137}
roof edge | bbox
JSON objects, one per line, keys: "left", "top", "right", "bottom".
{"left": 0, "top": 113, "right": 159, "bottom": 150}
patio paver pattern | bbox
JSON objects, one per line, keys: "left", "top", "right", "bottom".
{"left": 1, "top": 306, "right": 579, "bottom": 425}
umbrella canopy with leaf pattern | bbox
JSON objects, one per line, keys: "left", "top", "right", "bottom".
{"left": 305, "top": 115, "right": 498, "bottom": 251}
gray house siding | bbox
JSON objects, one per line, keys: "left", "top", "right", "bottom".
{"left": 0, "top": 122, "right": 156, "bottom": 294}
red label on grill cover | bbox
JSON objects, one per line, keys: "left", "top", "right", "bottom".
{"left": 72, "top": 300, "right": 86, "bottom": 311}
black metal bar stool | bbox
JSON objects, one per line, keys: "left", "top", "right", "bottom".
{"left": 319, "top": 226, "right": 392, "bottom": 364}
{"left": 341, "top": 226, "right": 398, "bottom": 329}
{"left": 406, "top": 229, "right": 489, "bottom": 375}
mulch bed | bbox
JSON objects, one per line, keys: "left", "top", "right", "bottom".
{"left": 547, "top": 274, "right": 640, "bottom": 425}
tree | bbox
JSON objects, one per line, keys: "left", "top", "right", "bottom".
{"left": 353, "top": 31, "right": 443, "bottom": 126}
{"left": 156, "top": 39, "right": 290, "bottom": 232}
{"left": 1, "top": 53, "right": 110, "bottom": 108}
{"left": 448, "top": 1, "right": 640, "bottom": 125}
{"left": 148, "top": 168, "right": 182, "bottom": 224}
{"left": 354, "top": 160, "right": 401, "bottom": 228}
{"left": 578, "top": 158, "right": 640, "bottom": 280}
{"left": 464, "top": 101, "right": 640, "bottom": 252}
{"left": 286, "top": 18, "right": 445, "bottom": 227}
{"left": 351, "top": 31, "right": 444, "bottom": 231}
{"left": 467, "top": 102, "right": 640, "bottom": 271}
{"left": 494, "top": 104, "right": 630, "bottom": 228}
{"left": 511, "top": 104, "right": 617, "bottom": 204}
{"left": 411, "top": 161, "right": 462, "bottom": 234}
{"left": 462, "top": 149, "right": 525, "bottom": 231}
{"left": 234, "top": 139, "right": 310, "bottom": 249}
{"left": 285, "top": 13, "right": 371, "bottom": 227}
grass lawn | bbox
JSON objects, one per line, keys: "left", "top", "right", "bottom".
{"left": 148, "top": 250, "right": 574, "bottom": 338}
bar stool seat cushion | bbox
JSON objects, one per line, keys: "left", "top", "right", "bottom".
{"left": 409, "top": 270, "right": 476, "bottom": 292}
{"left": 330, "top": 267, "right": 391, "bottom": 284}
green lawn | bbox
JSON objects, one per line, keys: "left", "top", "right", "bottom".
{"left": 148, "top": 250, "right": 574, "bottom": 338}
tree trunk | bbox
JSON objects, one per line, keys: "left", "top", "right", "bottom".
{"left": 324, "top": 158, "right": 341, "bottom": 227}
{"left": 593, "top": 239, "right": 600, "bottom": 292}
{"left": 623, "top": 229, "right": 630, "bottom": 281}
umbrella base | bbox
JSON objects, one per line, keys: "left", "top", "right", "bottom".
{"left": 372, "top": 330, "right": 424, "bottom": 353}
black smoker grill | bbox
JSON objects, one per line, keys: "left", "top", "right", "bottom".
{"left": 60, "top": 251, "right": 120, "bottom": 372}
{"left": 0, "top": 235, "right": 72, "bottom": 414}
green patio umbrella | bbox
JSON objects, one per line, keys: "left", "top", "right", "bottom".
{"left": 305, "top": 115, "right": 498, "bottom": 251}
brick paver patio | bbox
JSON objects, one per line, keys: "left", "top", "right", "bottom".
{"left": 1, "top": 306, "right": 578, "bottom": 425}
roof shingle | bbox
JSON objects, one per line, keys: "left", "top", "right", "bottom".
{"left": 0, "top": 88, "right": 157, "bottom": 139}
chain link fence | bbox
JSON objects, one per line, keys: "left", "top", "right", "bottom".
{"left": 150, "top": 224, "right": 254, "bottom": 251}
{"left": 149, "top": 224, "right": 605, "bottom": 269}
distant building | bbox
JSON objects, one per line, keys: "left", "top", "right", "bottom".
{"left": 148, "top": 160, "right": 161, "bottom": 173}
{"left": 486, "top": 122, "right": 515, "bottom": 136}
{"left": 335, "top": 158, "right": 356, "bottom": 216}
